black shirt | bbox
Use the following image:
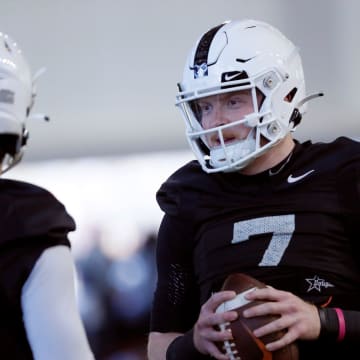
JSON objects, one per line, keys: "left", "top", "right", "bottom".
{"left": 0, "top": 179, "right": 75, "bottom": 359}
{"left": 150, "top": 136, "right": 360, "bottom": 359}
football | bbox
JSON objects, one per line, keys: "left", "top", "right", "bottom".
{"left": 215, "top": 273, "right": 299, "bottom": 360}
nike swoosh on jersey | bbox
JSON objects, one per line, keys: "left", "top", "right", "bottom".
{"left": 287, "top": 169, "right": 315, "bottom": 183}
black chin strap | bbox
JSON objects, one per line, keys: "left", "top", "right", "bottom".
{"left": 289, "top": 108, "right": 302, "bottom": 128}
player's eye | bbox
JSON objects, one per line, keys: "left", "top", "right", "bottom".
{"left": 198, "top": 102, "right": 212, "bottom": 115}
{"left": 228, "top": 96, "right": 247, "bottom": 108}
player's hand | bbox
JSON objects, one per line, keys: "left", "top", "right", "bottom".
{"left": 193, "top": 290, "right": 238, "bottom": 359}
{"left": 243, "top": 286, "right": 321, "bottom": 351}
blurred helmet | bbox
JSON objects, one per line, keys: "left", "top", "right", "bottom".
{"left": 176, "top": 19, "right": 312, "bottom": 173}
{"left": 0, "top": 32, "right": 47, "bottom": 173}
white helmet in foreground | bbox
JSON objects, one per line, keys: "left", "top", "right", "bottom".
{"left": 0, "top": 32, "right": 48, "bottom": 173}
{"left": 176, "top": 19, "right": 322, "bottom": 173}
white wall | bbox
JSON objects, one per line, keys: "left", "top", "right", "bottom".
{"left": 0, "top": 0, "right": 359, "bottom": 162}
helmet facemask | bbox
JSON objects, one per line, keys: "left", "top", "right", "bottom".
{"left": 177, "top": 68, "right": 297, "bottom": 173}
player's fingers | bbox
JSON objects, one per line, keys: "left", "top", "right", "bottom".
{"left": 243, "top": 294, "right": 300, "bottom": 318}
{"left": 203, "top": 291, "right": 237, "bottom": 312}
{"left": 243, "top": 300, "right": 283, "bottom": 318}
{"left": 245, "top": 287, "right": 288, "bottom": 301}
{"left": 211, "top": 311, "right": 238, "bottom": 328}
{"left": 264, "top": 330, "right": 298, "bottom": 352}
{"left": 200, "top": 308, "right": 237, "bottom": 329}
{"left": 203, "top": 327, "right": 233, "bottom": 342}
{"left": 206, "top": 341, "right": 230, "bottom": 360}
{"left": 252, "top": 315, "right": 292, "bottom": 337}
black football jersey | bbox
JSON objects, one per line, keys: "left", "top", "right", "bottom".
{"left": 150, "top": 137, "right": 360, "bottom": 359}
{"left": 0, "top": 179, "right": 75, "bottom": 359}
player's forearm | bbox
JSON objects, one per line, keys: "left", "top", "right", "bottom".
{"left": 147, "top": 332, "right": 183, "bottom": 360}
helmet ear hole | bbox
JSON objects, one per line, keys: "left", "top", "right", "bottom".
{"left": 284, "top": 87, "right": 298, "bottom": 103}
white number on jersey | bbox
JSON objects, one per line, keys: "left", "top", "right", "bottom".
{"left": 231, "top": 214, "right": 295, "bottom": 266}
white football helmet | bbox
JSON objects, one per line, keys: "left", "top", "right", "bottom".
{"left": 0, "top": 32, "right": 48, "bottom": 173}
{"left": 176, "top": 19, "right": 320, "bottom": 173}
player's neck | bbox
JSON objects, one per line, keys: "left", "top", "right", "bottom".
{"left": 240, "top": 135, "right": 295, "bottom": 175}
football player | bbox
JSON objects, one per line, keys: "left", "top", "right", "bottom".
{"left": 0, "top": 33, "right": 95, "bottom": 359}
{"left": 147, "top": 19, "right": 360, "bottom": 359}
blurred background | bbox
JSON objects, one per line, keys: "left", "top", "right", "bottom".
{"left": 1, "top": 0, "right": 359, "bottom": 359}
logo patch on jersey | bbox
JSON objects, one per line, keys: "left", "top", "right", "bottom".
{"left": 305, "top": 275, "right": 334, "bottom": 292}
{"left": 287, "top": 169, "right": 315, "bottom": 183}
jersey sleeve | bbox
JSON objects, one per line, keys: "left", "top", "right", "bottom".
{"left": 0, "top": 179, "right": 76, "bottom": 243}
{"left": 21, "top": 245, "right": 94, "bottom": 360}
{"left": 0, "top": 179, "right": 76, "bottom": 336}
{"left": 151, "top": 161, "right": 229, "bottom": 332}
{"left": 335, "top": 138, "right": 360, "bottom": 262}
{"left": 150, "top": 213, "right": 200, "bottom": 333}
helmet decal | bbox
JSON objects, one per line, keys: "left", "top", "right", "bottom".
{"left": 0, "top": 89, "right": 15, "bottom": 104}
{"left": 191, "top": 22, "right": 225, "bottom": 78}
{"left": 220, "top": 70, "right": 251, "bottom": 92}
{"left": 221, "top": 70, "right": 247, "bottom": 82}
{"left": 193, "top": 62, "right": 208, "bottom": 79}
{"left": 236, "top": 56, "right": 255, "bottom": 63}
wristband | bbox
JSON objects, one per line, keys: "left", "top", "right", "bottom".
{"left": 341, "top": 309, "right": 359, "bottom": 342}
{"left": 317, "top": 307, "right": 339, "bottom": 341}
{"left": 334, "top": 308, "right": 346, "bottom": 342}
{"left": 166, "top": 329, "right": 208, "bottom": 360}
